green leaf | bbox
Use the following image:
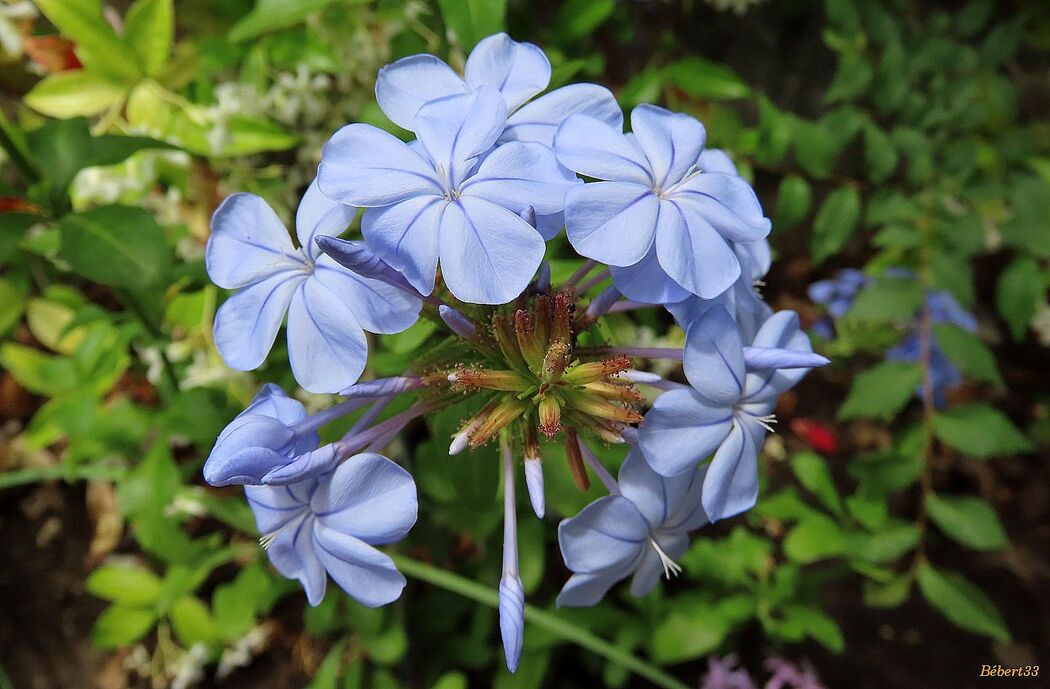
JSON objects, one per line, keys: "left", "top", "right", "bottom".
{"left": 306, "top": 641, "right": 346, "bottom": 689}
{"left": 438, "top": 0, "right": 507, "bottom": 50}
{"left": 996, "top": 257, "right": 1043, "bottom": 341}
{"left": 0, "top": 279, "right": 26, "bottom": 336}
{"left": 650, "top": 595, "right": 730, "bottom": 663}
{"left": 789, "top": 452, "right": 841, "bottom": 515}
{"left": 664, "top": 57, "right": 750, "bottom": 100}
{"left": 0, "top": 213, "right": 36, "bottom": 266}
{"left": 783, "top": 514, "right": 847, "bottom": 563}
{"left": 916, "top": 564, "right": 1010, "bottom": 641}
{"left": 825, "top": 53, "right": 872, "bottom": 103}
{"left": 170, "top": 595, "right": 217, "bottom": 646}
{"left": 56, "top": 205, "right": 169, "bottom": 291}
{"left": 863, "top": 122, "right": 898, "bottom": 183}
{"left": 811, "top": 186, "right": 861, "bottom": 264}
{"left": 617, "top": 70, "right": 664, "bottom": 109}
{"left": 778, "top": 604, "right": 844, "bottom": 653}
{"left": 773, "top": 175, "right": 811, "bottom": 231}
{"left": 838, "top": 361, "right": 922, "bottom": 421}
{"left": 848, "top": 523, "right": 918, "bottom": 563}
{"left": 552, "top": 0, "right": 615, "bottom": 42}
{"left": 863, "top": 574, "right": 912, "bottom": 608}
{"left": 92, "top": 605, "right": 157, "bottom": 648}
{"left": 229, "top": 0, "right": 347, "bottom": 42}
{"left": 0, "top": 343, "right": 78, "bottom": 396}
{"left": 933, "top": 324, "right": 1003, "bottom": 387}
{"left": 24, "top": 71, "right": 127, "bottom": 118}
{"left": 933, "top": 403, "right": 1033, "bottom": 459}
{"left": 124, "top": 0, "right": 173, "bottom": 77}
{"left": 34, "top": 0, "right": 140, "bottom": 82}
{"left": 847, "top": 275, "right": 924, "bottom": 322}
{"left": 86, "top": 565, "right": 163, "bottom": 606}
{"left": 927, "top": 494, "right": 1008, "bottom": 551}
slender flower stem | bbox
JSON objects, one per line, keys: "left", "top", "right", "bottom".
{"left": 347, "top": 397, "right": 394, "bottom": 437}
{"left": 501, "top": 434, "right": 519, "bottom": 575}
{"left": 608, "top": 299, "right": 654, "bottom": 313}
{"left": 577, "top": 439, "right": 621, "bottom": 495}
{"left": 0, "top": 465, "right": 124, "bottom": 490}
{"left": 913, "top": 302, "right": 937, "bottom": 565}
{"left": 562, "top": 259, "right": 598, "bottom": 290}
{"left": 341, "top": 376, "right": 422, "bottom": 399}
{"left": 337, "top": 404, "right": 428, "bottom": 455}
{"left": 582, "top": 346, "right": 684, "bottom": 361}
{"left": 291, "top": 397, "right": 371, "bottom": 436}
{"left": 584, "top": 285, "right": 622, "bottom": 321}
{"left": 577, "top": 268, "right": 611, "bottom": 294}
{"left": 388, "top": 554, "right": 691, "bottom": 689}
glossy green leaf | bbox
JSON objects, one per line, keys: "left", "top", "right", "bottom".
{"left": 773, "top": 175, "right": 811, "bottom": 231}
{"left": 124, "top": 0, "right": 173, "bottom": 76}
{"left": 916, "top": 564, "right": 1010, "bottom": 641}
{"left": 790, "top": 452, "right": 841, "bottom": 515}
{"left": 933, "top": 324, "right": 1003, "bottom": 387}
{"left": 811, "top": 186, "right": 861, "bottom": 264}
{"left": 92, "top": 605, "right": 157, "bottom": 648}
{"left": 838, "top": 361, "right": 922, "bottom": 421}
{"left": 56, "top": 205, "right": 169, "bottom": 291}
{"left": 665, "top": 57, "right": 750, "bottom": 100}
{"left": 34, "top": 0, "right": 140, "bottom": 82}
{"left": 24, "top": 71, "right": 126, "bottom": 118}
{"left": 86, "top": 564, "right": 163, "bottom": 606}
{"left": 927, "top": 494, "right": 1008, "bottom": 551}
{"left": 996, "top": 257, "right": 1044, "bottom": 341}
{"left": 933, "top": 403, "right": 1033, "bottom": 459}
{"left": 783, "top": 514, "right": 847, "bottom": 563}
{"left": 438, "top": 0, "right": 507, "bottom": 50}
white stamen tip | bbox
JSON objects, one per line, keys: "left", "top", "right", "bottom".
{"left": 754, "top": 413, "right": 778, "bottom": 434}
{"left": 649, "top": 538, "right": 683, "bottom": 579}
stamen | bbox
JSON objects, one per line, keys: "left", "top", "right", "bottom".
{"left": 649, "top": 537, "right": 683, "bottom": 579}
{"left": 259, "top": 519, "right": 297, "bottom": 550}
{"left": 754, "top": 414, "right": 778, "bottom": 434}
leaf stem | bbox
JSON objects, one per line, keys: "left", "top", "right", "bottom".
{"left": 389, "top": 554, "right": 690, "bottom": 689}
{"left": 0, "top": 464, "right": 124, "bottom": 490}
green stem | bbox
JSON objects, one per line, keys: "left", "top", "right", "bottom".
{"left": 389, "top": 554, "right": 691, "bottom": 689}
{"left": 0, "top": 108, "right": 39, "bottom": 185}
{"left": 0, "top": 465, "right": 124, "bottom": 490}
{"left": 118, "top": 288, "right": 180, "bottom": 396}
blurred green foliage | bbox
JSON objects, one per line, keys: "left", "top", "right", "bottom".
{"left": 1, "top": 0, "right": 1047, "bottom": 687}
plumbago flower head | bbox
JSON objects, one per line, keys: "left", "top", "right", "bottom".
{"left": 203, "top": 32, "right": 830, "bottom": 675}
{"left": 207, "top": 181, "right": 421, "bottom": 393}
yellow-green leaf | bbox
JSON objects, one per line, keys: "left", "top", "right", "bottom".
{"left": 24, "top": 71, "right": 126, "bottom": 118}
{"left": 124, "top": 0, "right": 173, "bottom": 76}
{"left": 33, "top": 0, "right": 140, "bottom": 82}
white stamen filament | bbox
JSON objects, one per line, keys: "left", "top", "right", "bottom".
{"left": 754, "top": 414, "right": 778, "bottom": 434}
{"left": 259, "top": 519, "right": 298, "bottom": 550}
{"left": 649, "top": 537, "right": 683, "bottom": 579}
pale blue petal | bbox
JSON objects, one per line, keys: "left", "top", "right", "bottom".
{"left": 204, "top": 414, "right": 297, "bottom": 486}
{"left": 673, "top": 173, "right": 771, "bottom": 242}
{"left": 556, "top": 570, "right": 628, "bottom": 607}
{"left": 617, "top": 448, "right": 686, "bottom": 531}
{"left": 554, "top": 114, "right": 653, "bottom": 185}
{"left": 737, "top": 238, "right": 771, "bottom": 281}
{"left": 742, "top": 346, "right": 829, "bottom": 370}
{"left": 261, "top": 444, "right": 340, "bottom": 486}
{"left": 702, "top": 423, "right": 760, "bottom": 522}
{"left": 663, "top": 465, "right": 709, "bottom": 533}
{"left": 213, "top": 271, "right": 304, "bottom": 370}
{"left": 361, "top": 197, "right": 445, "bottom": 296}
{"left": 535, "top": 211, "right": 565, "bottom": 240}
{"left": 312, "top": 255, "right": 421, "bottom": 334}
{"left": 608, "top": 247, "right": 692, "bottom": 305}
{"left": 286, "top": 279, "right": 368, "bottom": 394}
{"left": 241, "top": 384, "right": 307, "bottom": 428}
{"left": 465, "top": 33, "right": 549, "bottom": 112}
{"left": 656, "top": 200, "right": 740, "bottom": 299}
{"left": 268, "top": 514, "right": 327, "bottom": 606}
{"left": 207, "top": 193, "right": 305, "bottom": 289}
{"left": 315, "top": 236, "right": 417, "bottom": 294}
{"left": 504, "top": 83, "right": 622, "bottom": 146}
{"left": 563, "top": 181, "right": 659, "bottom": 266}
{"left": 639, "top": 388, "right": 733, "bottom": 477}
{"left": 318, "top": 123, "right": 443, "bottom": 206}
{"left": 683, "top": 306, "right": 747, "bottom": 404}
{"left": 461, "top": 141, "right": 575, "bottom": 215}
{"left": 498, "top": 573, "right": 526, "bottom": 672}
{"left": 296, "top": 179, "right": 357, "bottom": 260}
{"left": 697, "top": 148, "right": 738, "bottom": 175}
{"left": 414, "top": 88, "right": 507, "bottom": 188}
{"left": 743, "top": 311, "right": 817, "bottom": 402}
{"left": 312, "top": 525, "right": 406, "bottom": 607}
{"left": 312, "top": 453, "right": 418, "bottom": 545}
{"left": 245, "top": 484, "right": 306, "bottom": 534}
{"left": 374, "top": 54, "right": 467, "bottom": 130}
{"left": 557, "top": 496, "right": 648, "bottom": 573}
{"left": 630, "top": 104, "right": 706, "bottom": 189}
{"left": 438, "top": 197, "right": 545, "bottom": 304}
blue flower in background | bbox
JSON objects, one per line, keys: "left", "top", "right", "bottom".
{"left": 318, "top": 87, "right": 575, "bottom": 304}
{"left": 555, "top": 105, "right": 771, "bottom": 301}
{"left": 246, "top": 452, "right": 417, "bottom": 608}
{"left": 807, "top": 268, "right": 867, "bottom": 338}
{"left": 557, "top": 448, "right": 709, "bottom": 606}
{"left": 207, "top": 181, "right": 421, "bottom": 393}
{"left": 640, "top": 308, "right": 827, "bottom": 521}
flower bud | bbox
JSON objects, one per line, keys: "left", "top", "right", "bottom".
{"left": 537, "top": 395, "right": 562, "bottom": 438}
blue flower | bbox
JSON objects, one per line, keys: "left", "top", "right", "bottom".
{"left": 556, "top": 448, "right": 709, "bottom": 606}
{"left": 318, "top": 87, "right": 576, "bottom": 304}
{"left": 246, "top": 452, "right": 417, "bottom": 608}
{"left": 203, "top": 384, "right": 333, "bottom": 487}
{"left": 639, "top": 308, "right": 828, "bottom": 521}
{"left": 555, "top": 105, "right": 771, "bottom": 301}
{"left": 207, "top": 181, "right": 421, "bottom": 393}
{"left": 808, "top": 269, "right": 868, "bottom": 337}
{"left": 372, "top": 32, "right": 622, "bottom": 243}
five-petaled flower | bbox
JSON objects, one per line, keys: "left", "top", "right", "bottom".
{"left": 207, "top": 181, "right": 421, "bottom": 393}
{"left": 246, "top": 452, "right": 417, "bottom": 608}
{"left": 557, "top": 448, "right": 709, "bottom": 606}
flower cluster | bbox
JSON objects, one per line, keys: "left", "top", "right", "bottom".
{"left": 809, "top": 268, "right": 976, "bottom": 407}
{"left": 203, "top": 33, "right": 828, "bottom": 672}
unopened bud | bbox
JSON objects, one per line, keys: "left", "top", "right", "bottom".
{"left": 564, "top": 390, "right": 643, "bottom": 424}
{"left": 449, "top": 399, "right": 500, "bottom": 455}
{"left": 564, "top": 428, "right": 590, "bottom": 491}
{"left": 562, "top": 356, "right": 631, "bottom": 385}
{"left": 523, "top": 457, "right": 544, "bottom": 518}
{"left": 470, "top": 398, "right": 526, "bottom": 447}
{"left": 542, "top": 340, "right": 571, "bottom": 381}
{"left": 448, "top": 367, "right": 529, "bottom": 392}
{"left": 514, "top": 309, "right": 544, "bottom": 372}
{"left": 551, "top": 292, "right": 573, "bottom": 344}
{"left": 492, "top": 314, "right": 530, "bottom": 373}
{"left": 582, "top": 380, "right": 645, "bottom": 403}
{"left": 538, "top": 395, "right": 562, "bottom": 438}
